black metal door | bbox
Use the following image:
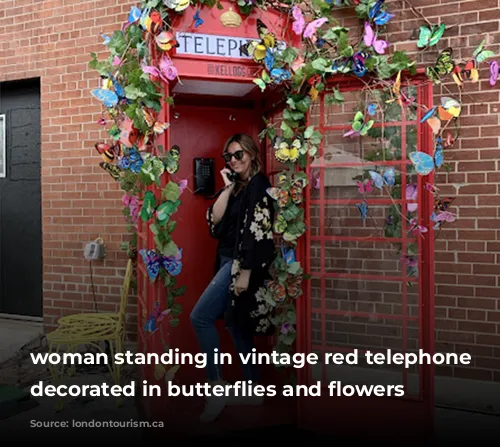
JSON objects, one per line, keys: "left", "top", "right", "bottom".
{"left": 0, "top": 79, "right": 42, "bottom": 317}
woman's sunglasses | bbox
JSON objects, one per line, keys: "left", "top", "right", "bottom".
{"left": 223, "top": 150, "right": 245, "bottom": 163}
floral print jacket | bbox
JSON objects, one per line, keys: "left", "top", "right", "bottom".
{"left": 206, "top": 172, "right": 276, "bottom": 336}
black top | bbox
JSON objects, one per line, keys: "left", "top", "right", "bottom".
{"left": 217, "top": 191, "right": 242, "bottom": 259}
{"left": 206, "top": 172, "right": 277, "bottom": 336}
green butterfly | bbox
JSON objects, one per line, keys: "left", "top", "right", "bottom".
{"left": 426, "top": 47, "right": 455, "bottom": 84}
{"left": 417, "top": 23, "right": 446, "bottom": 49}
{"left": 473, "top": 39, "right": 495, "bottom": 63}
{"left": 344, "top": 111, "right": 374, "bottom": 137}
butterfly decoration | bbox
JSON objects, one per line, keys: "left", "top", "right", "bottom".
{"left": 156, "top": 199, "right": 181, "bottom": 226}
{"left": 417, "top": 23, "right": 446, "bottom": 49}
{"left": 369, "top": 167, "right": 395, "bottom": 189}
{"left": 94, "top": 73, "right": 127, "bottom": 108}
{"left": 420, "top": 96, "right": 461, "bottom": 135}
{"left": 431, "top": 210, "right": 456, "bottom": 229}
{"left": 291, "top": 5, "right": 329, "bottom": 42}
{"left": 385, "top": 70, "right": 414, "bottom": 107}
{"left": 144, "top": 302, "right": 171, "bottom": 334}
{"left": 350, "top": 51, "right": 370, "bottom": 77}
{"left": 267, "top": 177, "right": 306, "bottom": 207}
{"left": 142, "top": 108, "right": 170, "bottom": 136}
{"left": 434, "top": 195, "right": 455, "bottom": 212}
{"left": 307, "top": 74, "right": 322, "bottom": 101}
{"left": 426, "top": 47, "right": 455, "bottom": 84}
{"left": 406, "top": 183, "right": 418, "bottom": 213}
{"left": 163, "top": 0, "right": 190, "bottom": 12}
{"left": 118, "top": 147, "right": 144, "bottom": 173}
{"left": 141, "top": 9, "right": 163, "bottom": 35}
{"left": 344, "top": 111, "right": 374, "bottom": 137}
{"left": 122, "top": 194, "right": 140, "bottom": 224}
{"left": 139, "top": 248, "right": 183, "bottom": 282}
{"left": 408, "top": 218, "right": 428, "bottom": 237}
{"left": 274, "top": 138, "right": 300, "bottom": 164}
{"left": 123, "top": 6, "right": 142, "bottom": 32}
{"left": 356, "top": 179, "right": 373, "bottom": 194}
{"left": 95, "top": 142, "right": 121, "bottom": 163}
{"left": 453, "top": 59, "right": 479, "bottom": 87}
{"left": 100, "top": 161, "right": 122, "bottom": 181}
{"left": 281, "top": 242, "right": 296, "bottom": 265}
{"left": 356, "top": 201, "right": 368, "bottom": 222}
{"left": 409, "top": 149, "right": 442, "bottom": 176}
{"left": 367, "top": 103, "right": 377, "bottom": 116}
{"left": 155, "top": 31, "right": 179, "bottom": 54}
{"left": 193, "top": 9, "right": 203, "bottom": 28}
{"left": 241, "top": 19, "right": 276, "bottom": 63}
{"left": 177, "top": 179, "right": 188, "bottom": 194}
{"left": 490, "top": 60, "right": 500, "bottom": 86}
{"left": 310, "top": 169, "right": 320, "bottom": 190}
{"left": 363, "top": 22, "right": 388, "bottom": 55}
{"left": 142, "top": 55, "right": 178, "bottom": 83}
{"left": 368, "top": 0, "right": 394, "bottom": 25}
{"left": 163, "top": 145, "right": 180, "bottom": 174}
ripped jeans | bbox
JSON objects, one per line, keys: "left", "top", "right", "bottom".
{"left": 190, "top": 256, "right": 259, "bottom": 383}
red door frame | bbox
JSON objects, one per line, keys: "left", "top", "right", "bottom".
{"left": 296, "top": 71, "right": 435, "bottom": 441}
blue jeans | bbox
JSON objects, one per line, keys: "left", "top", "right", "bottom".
{"left": 190, "top": 256, "right": 259, "bottom": 383}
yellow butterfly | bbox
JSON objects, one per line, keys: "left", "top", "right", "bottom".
{"left": 274, "top": 138, "right": 300, "bottom": 164}
{"left": 242, "top": 19, "right": 276, "bottom": 63}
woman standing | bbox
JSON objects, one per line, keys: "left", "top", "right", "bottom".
{"left": 190, "top": 133, "right": 276, "bottom": 423}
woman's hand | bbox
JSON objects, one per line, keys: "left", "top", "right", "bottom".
{"left": 234, "top": 269, "right": 251, "bottom": 296}
{"left": 221, "top": 168, "right": 235, "bottom": 187}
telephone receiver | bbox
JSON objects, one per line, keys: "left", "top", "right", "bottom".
{"left": 225, "top": 164, "right": 239, "bottom": 182}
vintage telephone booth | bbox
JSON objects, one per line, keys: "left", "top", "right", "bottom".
{"left": 135, "top": 1, "right": 435, "bottom": 441}
{"left": 136, "top": 1, "right": 301, "bottom": 437}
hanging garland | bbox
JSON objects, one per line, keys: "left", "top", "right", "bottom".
{"left": 89, "top": 0, "right": 495, "bottom": 364}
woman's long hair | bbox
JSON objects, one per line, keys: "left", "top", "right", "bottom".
{"left": 223, "top": 133, "right": 263, "bottom": 195}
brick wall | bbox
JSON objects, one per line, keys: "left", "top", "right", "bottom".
{"left": 0, "top": 0, "right": 139, "bottom": 337}
{"left": 0, "top": 0, "right": 499, "bottom": 380}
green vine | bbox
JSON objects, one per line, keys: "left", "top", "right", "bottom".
{"left": 89, "top": 0, "right": 492, "bottom": 368}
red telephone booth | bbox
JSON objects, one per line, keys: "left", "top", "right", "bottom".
{"left": 297, "top": 74, "right": 436, "bottom": 442}
{"left": 136, "top": 2, "right": 301, "bottom": 437}
{"left": 135, "top": 2, "right": 435, "bottom": 441}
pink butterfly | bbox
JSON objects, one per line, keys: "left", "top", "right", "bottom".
{"left": 406, "top": 183, "right": 418, "bottom": 212}
{"left": 363, "top": 22, "right": 388, "bottom": 54}
{"left": 409, "top": 218, "right": 427, "bottom": 237}
{"left": 142, "top": 56, "right": 178, "bottom": 83}
{"left": 434, "top": 211, "right": 456, "bottom": 223}
{"left": 292, "top": 6, "right": 328, "bottom": 40}
{"left": 356, "top": 179, "right": 373, "bottom": 194}
{"left": 490, "top": 61, "right": 498, "bottom": 86}
{"left": 178, "top": 179, "right": 188, "bottom": 194}
{"left": 401, "top": 254, "right": 418, "bottom": 267}
{"left": 310, "top": 169, "right": 320, "bottom": 190}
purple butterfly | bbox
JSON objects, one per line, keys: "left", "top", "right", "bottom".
{"left": 139, "top": 248, "right": 183, "bottom": 281}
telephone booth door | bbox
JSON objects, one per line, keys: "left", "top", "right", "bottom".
{"left": 296, "top": 75, "right": 436, "bottom": 442}
{"left": 136, "top": 2, "right": 300, "bottom": 437}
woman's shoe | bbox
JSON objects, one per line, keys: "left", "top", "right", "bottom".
{"left": 199, "top": 394, "right": 228, "bottom": 423}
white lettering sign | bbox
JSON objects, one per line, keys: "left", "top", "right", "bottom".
{"left": 175, "top": 32, "right": 286, "bottom": 59}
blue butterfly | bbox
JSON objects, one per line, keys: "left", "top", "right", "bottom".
{"left": 91, "top": 89, "right": 118, "bottom": 108}
{"left": 369, "top": 0, "right": 394, "bottom": 25}
{"left": 265, "top": 48, "right": 275, "bottom": 72}
{"left": 144, "top": 316, "right": 157, "bottom": 333}
{"left": 118, "top": 148, "right": 144, "bottom": 173}
{"left": 128, "top": 6, "right": 141, "bottom": 25}
{"left": 281, "top": 243, "right": 296, "bottom": 265}
{"left": 193, "top": 9, "right": 203, "bottom": 28}
{"left": 369, "top": 167, "right": 395, "bottom": 189}
{"left": 270, "top": 68, "right": 292, "bottom": 84}
{"left": 102, "top": 34, "right": 111, "bottom": 46}
{"left": 140, "top": 249, "right": 183, "bottom": 281}
{"left": 410, "top": 148, "right": 443, "bottom": 176}
{"left": 367, "top": 103, "right": 377, "bottom": 115}
{"left": 356, "top": 201, "right": 368, "bottom": 221}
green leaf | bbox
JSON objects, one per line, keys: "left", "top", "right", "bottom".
{"left": 281, "top": 121, "right": 294, "bottom": 139}
{"left": 162, "top": 181, "right": 181, "bottom": 202}
{"left": 161, "top": 240, "right": 178, "bottom": 257}
{"left": 169, "top": 318, "right": 180, "bottom": 328}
